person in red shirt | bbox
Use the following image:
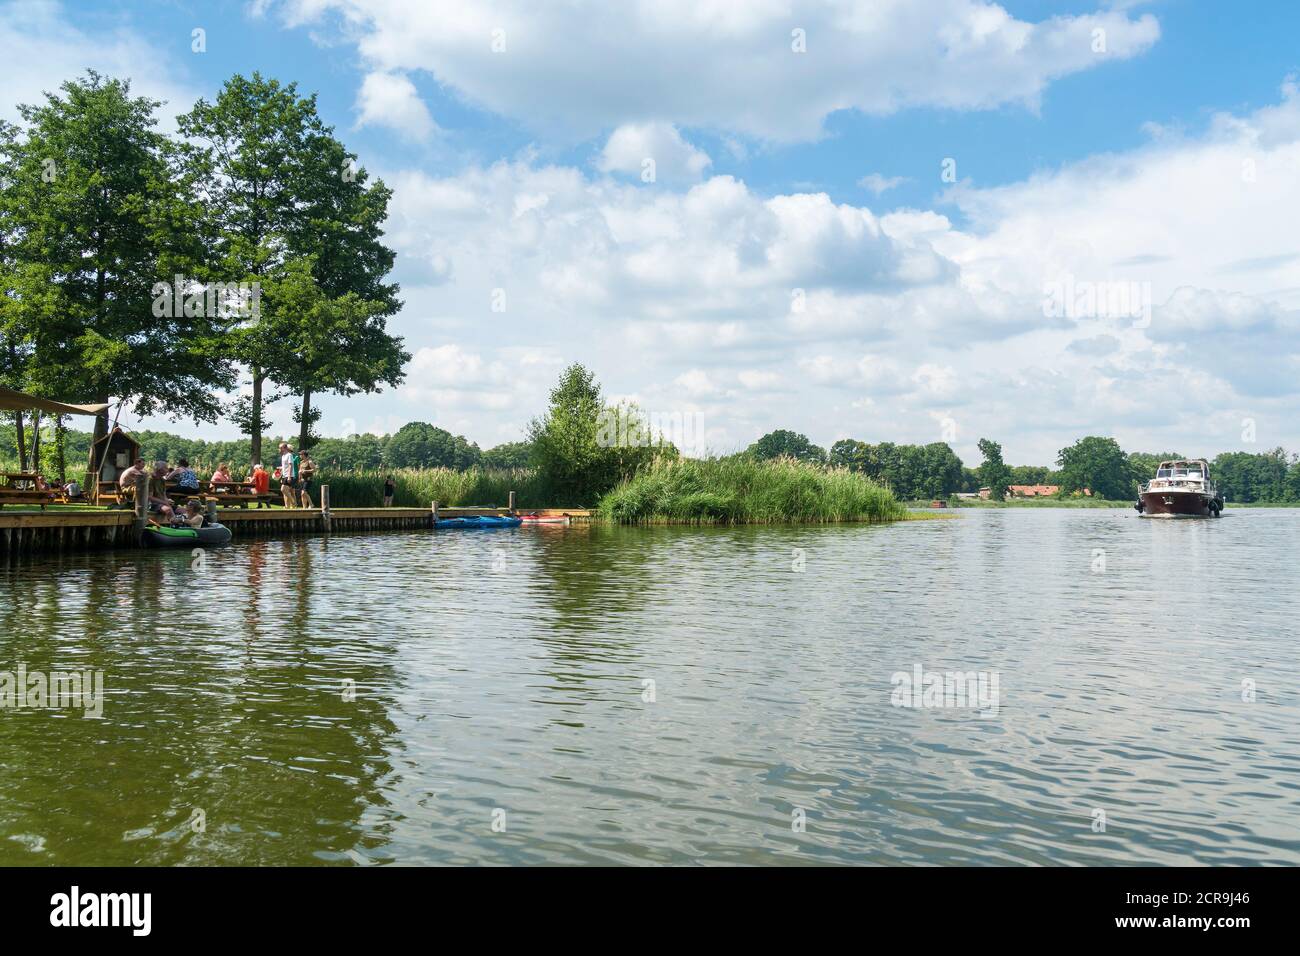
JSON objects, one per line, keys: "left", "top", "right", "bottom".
{"left": 251, "top": 463, "right": 271, "bottom": 495}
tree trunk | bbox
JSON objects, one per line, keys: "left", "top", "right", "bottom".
{"left": 250, "top": 370, "right": 265, "bottom": 464}
{"left": 298, "top": 389, "right": 313, "bottom": 452}
{"left": 91, "top": 397, "right": 110, "bottom": 484}
{"left": 54, "top": 416, "right": 67, "bottom": 484}
{"left": 14, "top": 410, "right": 27, "bottom": 472}
{"left": 30, "top": 411, "right": 42, "bottom": 474}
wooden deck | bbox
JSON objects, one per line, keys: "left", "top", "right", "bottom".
{"left": 0, "top": 501, "right": 593, "bottom": 557}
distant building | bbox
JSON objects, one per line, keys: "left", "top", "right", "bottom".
{"left": 1008, "top": 484, "right": 1059, "bottom": 497}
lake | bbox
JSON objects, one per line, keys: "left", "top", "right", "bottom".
{"left": 1, "top": 508, "right": 1297, "bottom": 865}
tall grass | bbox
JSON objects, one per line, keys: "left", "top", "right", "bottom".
{"left": 596, "top": 456, "right": 907, "bottom": 524}
{"left": 319, "top": 467, "right": 558, "bottom": 508}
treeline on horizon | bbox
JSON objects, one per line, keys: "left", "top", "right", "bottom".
{"left": 7, "top": 414, "right": 1300, "bottom": 505}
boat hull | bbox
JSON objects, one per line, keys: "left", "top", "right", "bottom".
{"left": 1138, "top": 491, "right": 1220, "bottom": 517}
{"left": 434, "top": 516, "right": 522, "bottom": 529}
{"left": 519, "top": 514, "right": 570, "bottom": 525}
{"left": 141, "top": 524, "right": 233, "bottom": 547}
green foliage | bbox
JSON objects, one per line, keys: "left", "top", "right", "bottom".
{"left": 1008, "top": 465, "right": 1054, "bottom": 486}
{"left": 1211, "top": 448, "right": 1295, "bottom": 503}
{"left": 383, "top": 421, "right": 481, "bottom": 469}
{"left": 0, "top": 72, "right": 234, "bottom": 426}
{"left": 598, "top": 456, "right": 906, "bottom": 524}
{"left": 748, "top": 429, "right": 826, "bottom": 463}
{"left": 528, "top": 364, "right": 669, "bottom": 505}
{"left": 481, "top": 441, "right": 533, "bottom": 469}
{"left": 829, "top": 438, "right": 962, "bottom": 498}
{"left": 1056, "top": 436, "right": 1133, "bottom": 500}
{"left": 977, "top": 438, "right": 1011, "bottom": 501}
{"left": 177, "top": 72, "right": 404, "bottom": 457}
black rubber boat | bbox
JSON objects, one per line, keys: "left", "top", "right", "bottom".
{"left": 141, "top": 523, "right": 233, "bottom": 548}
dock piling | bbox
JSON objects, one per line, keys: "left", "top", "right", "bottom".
{"left": 133, "top": 473, "right": 147, "bottom": 538}
{"left": 321, "top": 484, "right": 332, "bottom": 533}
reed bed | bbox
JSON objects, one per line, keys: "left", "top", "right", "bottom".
{"left": 319, "top": 467, "right": 555, "bottom": 509}
{"left": 596, "top": 456, "right": 907, "bottom": 524}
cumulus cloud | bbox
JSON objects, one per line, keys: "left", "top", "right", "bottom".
{"left": 355, "top": 70, "right": 437, "bottom": 140}
{"left": 270, "top": 0, "right": 1159, "bottom": 140}
{"left": 598, "top": 122, "right": 711, "bottom": 183}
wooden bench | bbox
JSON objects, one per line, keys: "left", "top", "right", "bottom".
{"left": 0, "top": 488, "right": 56, "bottom": 510}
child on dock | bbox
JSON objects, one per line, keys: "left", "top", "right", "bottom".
{"left": 383, "top": 475, "right": 395, "bottom": 507}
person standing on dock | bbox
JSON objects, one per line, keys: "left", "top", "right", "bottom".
{"left": 383, "top": 475, "right": 395, "bottom": 507}
{"left": 251, "top": 463, "right": 270, "bottom": 499}
{"left": 298, "top": 452, "right": 317, "bottom": 508}
{"left": 278, "top": 442, "right": 299, "bottom": 509}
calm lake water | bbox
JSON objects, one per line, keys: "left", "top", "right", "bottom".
{"left": 1, "top": 508, "right": 1298, "bottom": 866}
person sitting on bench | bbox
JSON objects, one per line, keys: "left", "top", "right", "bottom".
{"left": 118, "top": 458, "right": 148, "bottom": 503}
{"left": 148, "top": 464, "right": 175, "bottom": 521}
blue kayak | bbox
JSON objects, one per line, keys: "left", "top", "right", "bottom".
{"left": 434, "top": 515, "right": 522, "bottom": 529}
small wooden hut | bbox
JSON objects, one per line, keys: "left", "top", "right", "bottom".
{"left": 88, "top": 427, "right": 141, "bottom": 505}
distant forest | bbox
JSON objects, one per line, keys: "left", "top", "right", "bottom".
{"left": 5, "top": 417, "right": 1299, "bottom": 504}
{"left": 0, "top": 420, "right": 531, "bottom": 475}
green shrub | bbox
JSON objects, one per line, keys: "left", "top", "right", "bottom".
{"left": 596, "top": 456, "right": 905, "bottom": 524}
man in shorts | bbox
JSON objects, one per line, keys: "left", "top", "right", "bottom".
{"left": 278, "top": 442, "right": 299, "bottom": 508}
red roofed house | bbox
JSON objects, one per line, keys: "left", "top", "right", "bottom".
{"left": 1008, "top": 484, "right": 1060, "bottom": 497}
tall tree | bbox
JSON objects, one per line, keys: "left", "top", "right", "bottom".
{"left": 1056, "top": 436, "right": 1132, "bottom": 499}
{"left": 180, "top": 73, "right": 404, "bottom": 457}
{"left": 178, "top": 73, "right": 326, "bottom": 463}
{"left": 262, "top": 258, "right": 407, "bottom": 451}
{"left": 2, "top": 73, "right": 232, "bottom": 453}
{"left": 977, "top": 438, "right": 1011, "bottom": 500}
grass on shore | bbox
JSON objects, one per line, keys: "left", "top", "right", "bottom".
{"left": 597, "top": 456, "right": 906, "bottom": 524}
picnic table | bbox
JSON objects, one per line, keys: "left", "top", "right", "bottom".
{"left": 208, "top": 479, "right": 256, "bottom": 493}
{"left": 0, "top": 472, "right": 55, "bottom": 509}
{"left": 165, "top": 479, "right": 274, "bottom": 509}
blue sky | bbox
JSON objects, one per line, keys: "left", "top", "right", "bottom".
{"left": 5, "top": 0, "right": 1300, "bottom": 465}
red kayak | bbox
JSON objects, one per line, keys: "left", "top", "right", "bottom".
{"left": 518, "top": 513, "right": 571, "bottom": 525}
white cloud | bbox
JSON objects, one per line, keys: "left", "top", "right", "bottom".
{"left": 598, "top": 122, "right": 711, "bottom": 183}
{"left": 273, "top": 0, "right": 1160, "bottom": 141}
{"left": 0, "top": 0, "right": 200, "bottom": 129}
{"left": 858, "top": 173, "right": 909, "bottom": 195}
{"left": 368, "top": 76, "right": 1300, "bottom": 461}
{"left": 355, "top": 70, "right": 437, "bottom": 140}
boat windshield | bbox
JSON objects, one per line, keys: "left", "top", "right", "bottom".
{"left": 1172, "top": 466, "right": 1203, "bottom": 478}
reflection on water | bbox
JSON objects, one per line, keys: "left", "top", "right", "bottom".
{"left": 1, "top": 509, "right": 1297, "bottom": 865}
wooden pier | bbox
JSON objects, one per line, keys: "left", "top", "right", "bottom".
{"left": 0, "top": 489, "right": 591, "bottom": 557}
